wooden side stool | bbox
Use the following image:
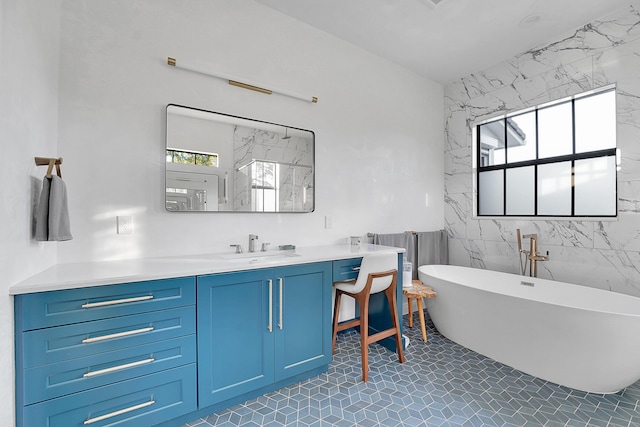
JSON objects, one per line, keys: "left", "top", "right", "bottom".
{"left": 403, "top": 279, "right": 437, "bottom": 342}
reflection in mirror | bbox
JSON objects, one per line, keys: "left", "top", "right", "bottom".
{"left": 166, "top": 105, "right": 315, "bottom": 212}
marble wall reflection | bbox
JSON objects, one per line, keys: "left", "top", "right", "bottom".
{"left": 444, "top": 4, "right": 640, "bottom": 296}
{"left": 233, "top": 126, "right": 313, "bottom": 212}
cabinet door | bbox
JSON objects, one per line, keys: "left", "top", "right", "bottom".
{"left": 274, "top": 262, "right": 332, "bottom": 381}
{"left": 197, "top": 270, "right": 274, "bottom": 408}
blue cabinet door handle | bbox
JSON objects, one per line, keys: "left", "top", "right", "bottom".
{"left": 268, "top": 279, "right": 273, "bottom": 332}
{"left": 278, "top": 278, "right": 284, "bottom": 330}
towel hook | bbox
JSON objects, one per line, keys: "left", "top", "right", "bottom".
{"left": 46, "top": 159, "right": 55, "bottom": 178}
{"left": 35, "top": 157, "right": 63, "bottom": 178}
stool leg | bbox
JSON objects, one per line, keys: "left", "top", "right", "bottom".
{"left": 357, "top": 292, "right": 370, "bottom": 382}
{"left": 331, "top": 289, "right": 342, "bottom": 354}
{"left": 417, "top": 297, "right": 427, "bottom": 342}
{"left": 384, "top": 284, "right": 405, "bottom": 364}
{"left": 408, "top": 297, "right": 413, "bottom": 328}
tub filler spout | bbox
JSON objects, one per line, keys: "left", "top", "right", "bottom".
{"left": 516, "top": 229, "right": 549, "bottom": 277}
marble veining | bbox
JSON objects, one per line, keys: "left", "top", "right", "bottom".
{"left": 444, "top": 4, "right": 640, "bottom": 297}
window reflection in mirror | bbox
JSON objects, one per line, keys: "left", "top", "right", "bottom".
{"left": 165, "top": 105, "right": 315, "bottom": 213}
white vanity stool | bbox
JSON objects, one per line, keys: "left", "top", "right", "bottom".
{"left": 331, "top": 252, "right": 406, "bottom": 382}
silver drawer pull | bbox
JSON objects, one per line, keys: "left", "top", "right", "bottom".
{"left": 82, "top": 295, "right": 153, "bottom": 309}
{"left": 352, "top": 267, "right": 361, "bottom": 271}
{"left": 83, "top": 357, "right": 155, "bottom": 378}
{"left": 84, "top": 399, "right": 155, "bottom": 425}
{"left": 82, "top": 326, "right": 154, "bottom": 344}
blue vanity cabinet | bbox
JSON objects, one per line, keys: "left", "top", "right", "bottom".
{"left": 14, "top": 277, "right": 197, "bottom": 427}
{"left": 13, "top": 250, "right": 400, "bottom": 426}
{"left": 196, "top": 269, "right": 275, "bottom": 407}
{"left": 273, "top": 263, "right": 333, "bottom": 380}
{"left": 196, "top": 262, "right": 332, "bottom": 409}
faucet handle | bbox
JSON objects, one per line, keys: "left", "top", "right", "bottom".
{"left": 261, "top": 243, "right": 270, "bottom": 252}
{"left": 230, "top": 244, "right": 243, "bottom": 254}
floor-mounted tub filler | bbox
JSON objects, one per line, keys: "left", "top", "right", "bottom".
{"left": 418, "top": 264, "right": 640, "bottom": 394}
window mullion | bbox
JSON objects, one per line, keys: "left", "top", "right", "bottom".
{"left": 571, "top": 99, "right": 576, "bottom": 217}
{"left": 534, "top": 109, "right": 539, "bottom": 215}
{"left": 503, "top": 118, "right": 507, "bottom": 216}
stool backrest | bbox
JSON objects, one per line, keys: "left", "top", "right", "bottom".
{"left": 354, "top": 252, "right": 398, "bottom": 294}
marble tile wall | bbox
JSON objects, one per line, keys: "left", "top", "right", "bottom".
{"left": 443, "top": 4, "right": 640, "bottom": 296}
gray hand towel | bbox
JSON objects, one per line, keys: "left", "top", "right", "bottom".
{"left": 373, "top": 232, "right": 417, "bottom": 277}
{"left": 417, "top": 229, "right": 448, "bottom": 267}
{"left": 35, "top": 175, "right": 73, "bottom": 241}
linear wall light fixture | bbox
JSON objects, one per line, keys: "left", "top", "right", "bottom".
{"left": 167, "top": 57, "right": 317, "bottom": 104}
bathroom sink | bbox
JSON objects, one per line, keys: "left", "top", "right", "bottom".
{"left": 157, "top": 250, "right": 300, "bottom": 265}
{"left": 220, "top": 251, "right": 301, "bottom": 263}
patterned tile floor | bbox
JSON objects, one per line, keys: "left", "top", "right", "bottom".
{"left": 182, "top": 312, "right": 640, "bottom": 427}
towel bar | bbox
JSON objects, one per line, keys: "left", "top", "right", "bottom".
{"left": 367, "top": 231, "right": 417, "bottom": 237}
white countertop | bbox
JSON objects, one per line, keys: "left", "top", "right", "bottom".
{"left": 10, "top": 244, "right": 405, "bottom": 295}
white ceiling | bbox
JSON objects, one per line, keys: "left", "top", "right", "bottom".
{"left": 254, "top": 0, "right": 632, "bottom": 83}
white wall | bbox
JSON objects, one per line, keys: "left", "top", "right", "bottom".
{"left": 444, "top": 3, "right": 640, "bottom": 296}
{"left": 56, "top": 0, "right": 444, "bottom": 263}
{"left": 0, "top": 0, "right": 61, "bottom": 425}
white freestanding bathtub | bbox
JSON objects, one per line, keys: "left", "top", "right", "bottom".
{"left": 418, "top": 264, "right": 640, "bottom": 394}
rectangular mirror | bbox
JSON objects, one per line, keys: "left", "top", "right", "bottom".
{"left": 166, "top": 104, "right": 315, "bottom": 212}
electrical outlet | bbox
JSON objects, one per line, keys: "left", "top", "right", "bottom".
{"left": 325, "top": 215, "right": 333, "bottom": 229}
{"left": 117, "top": 216, "right": 133, "bottom": 234}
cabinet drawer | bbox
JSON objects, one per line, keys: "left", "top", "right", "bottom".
{"left": 23, "top": 335, "right": 196, "bottom": 405}
{"left": 23, "top": 306, "right": 195, "bottom": 368}
{"left": 23, "top": 364, "right": 197, "bottom": 427}
{"left": 16, "top": 276, "right": 196, "bottom": 331}
{"left": 332, "top": 258, "right": 362, "bottom": 282}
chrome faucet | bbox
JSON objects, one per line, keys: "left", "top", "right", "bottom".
{"left": 230, "top": 244, "right": 243, "bottom": 254}
{"left": 249, "top": 234, "right": 259, "bottom": 252}
{"left": 516, "top": 229, "right": 549, "bottom": 277}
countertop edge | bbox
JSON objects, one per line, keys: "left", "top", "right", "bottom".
{"left": 10, "top": 244, "right": 405, "bottom": 295}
